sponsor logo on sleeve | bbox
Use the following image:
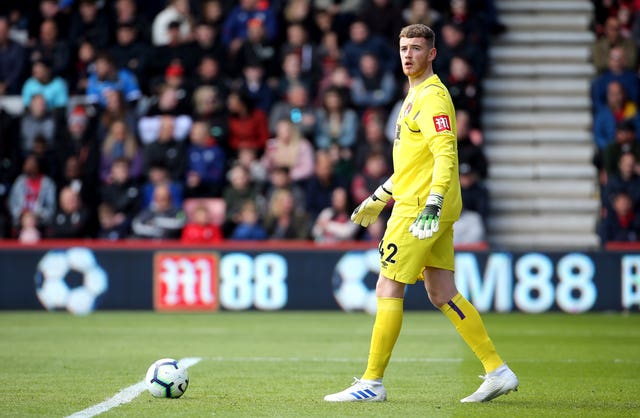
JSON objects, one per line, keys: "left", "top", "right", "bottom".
{"left": 433, "top": 115, "right": 451, "bottom": 132}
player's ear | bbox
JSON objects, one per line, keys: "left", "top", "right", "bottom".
{"left": 429, "top": 47, "right": 437, "bottom": 61}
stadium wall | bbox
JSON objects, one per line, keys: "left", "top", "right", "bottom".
{"left": 0, "top": 241, "right": 638, "bottom": 314}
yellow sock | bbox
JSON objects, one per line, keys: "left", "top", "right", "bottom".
{"left": 440, "top": 293, "right": 503, "bottom": 373}
{"left": 362, "top": 297, "right": 404, "bottom": 381}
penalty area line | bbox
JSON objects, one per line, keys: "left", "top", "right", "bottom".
{"left": 65, "top": 357, "right": 202, "bottom": 418}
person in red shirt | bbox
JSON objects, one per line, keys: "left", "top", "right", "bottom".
{"left": 226, "top": 89, "right": 269, "bottom": 155}
{"left": 180, "top": 202, "right": 223, "bottom": 243}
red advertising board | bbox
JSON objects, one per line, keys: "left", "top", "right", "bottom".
{"left": 153, "top": 252, "right": 220, "bottom": 311}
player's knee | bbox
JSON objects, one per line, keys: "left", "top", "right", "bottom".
{"left": 426, "top": 290, "right": 449, "bottom": 308}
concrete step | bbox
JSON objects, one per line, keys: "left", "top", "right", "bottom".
{"left": 488, "top": 214, "right": 597, "bottom": 233}
{"left": 483, "top": 78, "right": 590, "bottom": 95}
{"left": 482, "top": 111, "right": 592, "bottom": 128}
{"left": 483, "top": 129, "right": 593, "bottom": 144}
{"left": 489, "top": 163, "right": 596, "bottom": 179}
{"left": 483, "top": 95, "right": 591, "bottom": 110}
{"left": 489, "top": 232, "right": 601, "bottom": 250}
{"left": 490, "top": 197, "right": 600, "bottom": 213}
{"left": 485, "top": 144, "right": 594, "bottom": 163}
{"left": 490, "top": 63, "right": 595, "bottom": 77}
{"left": 486, "top": 179, "right": 597, "bottom": 198}
{"left": 500, "top": 14, "right": 591, "bottom": 30}
{"left": 494, "top": 31, "right": 595, "bottom": 45}
{"left": 496, "top": 0, "right": 593, "bottom": 13}
{"left": 489, "top": 45, "right": 591, "bottom": 62}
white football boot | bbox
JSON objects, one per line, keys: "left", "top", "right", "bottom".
{"left": 460, "top": 364, "right": 519, "bottom": 403}
{"left": 324, "top": 378, "right": 387, "bottom": 402}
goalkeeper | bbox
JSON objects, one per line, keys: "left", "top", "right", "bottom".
{"left": 324, "top": 24, "right": 518, "bottom": 403}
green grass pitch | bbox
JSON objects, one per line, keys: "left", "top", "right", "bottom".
{"left": 2, "top": 311, "right": 639, "bottom": 417}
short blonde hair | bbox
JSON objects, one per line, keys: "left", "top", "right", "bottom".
{"left": 399, "top": 24, "right": 435, "bottom": 48}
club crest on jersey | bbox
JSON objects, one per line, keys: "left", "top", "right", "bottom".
{"left": 433, "top": 115, "right": 451, "bottom": 132}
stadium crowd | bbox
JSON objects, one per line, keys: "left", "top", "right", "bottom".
{"left": 0, "top": 0, "right": 500, "bottom": 244}
{"left": 591, "top": 0, "right": 640, "bottom": 243}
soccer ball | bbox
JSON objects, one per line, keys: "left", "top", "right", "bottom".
{"left": 145, "top": 358, "right": 189, "bottom": 398}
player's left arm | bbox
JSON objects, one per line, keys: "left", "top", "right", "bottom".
{"left": 409, "top": 93, "right": 457, "bottom": 239}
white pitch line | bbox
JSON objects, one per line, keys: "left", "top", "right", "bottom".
{"left": 204, "top": 356, "right": 464, "bottom": 363}
{"left": 65, "top": 357, "right": 201, "bottom": 418}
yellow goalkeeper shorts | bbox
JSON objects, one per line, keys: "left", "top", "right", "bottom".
{"left": 378, "top": 215, "right": 455, "bottom": 284}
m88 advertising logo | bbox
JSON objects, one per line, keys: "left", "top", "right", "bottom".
{"left": 154, "top": 252, "right": 219, "bottom": 311}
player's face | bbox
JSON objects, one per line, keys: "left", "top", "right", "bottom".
{"left": 399, "top": 36, "right": 435, "bottom": 79}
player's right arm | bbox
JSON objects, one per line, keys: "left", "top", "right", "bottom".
{"left": 351, "top": 177, "right": 393, "bottom": 227}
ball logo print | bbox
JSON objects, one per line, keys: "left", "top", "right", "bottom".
{"left": 332, "top": 250, "right": 380, "bottom": 314}
{"left": 145, "top": 358, "right": 189, "bottom": 398}
{"left": 34, "top": 247, "right": 108, "bottom": 315}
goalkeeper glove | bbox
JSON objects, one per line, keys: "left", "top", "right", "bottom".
{"left": 351, "top": 179, "right": 393, "bottom": 227}
{"left": 409, "top": 193, "right": 443, "bottom": 239}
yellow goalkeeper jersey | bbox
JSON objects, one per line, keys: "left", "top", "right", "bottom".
{"left": 391, "top": 74, "right": 462, "bottom": 222}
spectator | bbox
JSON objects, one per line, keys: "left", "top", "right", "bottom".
{"left": 185, "top": 120, "right": 227, "bottom": 198}
{"left": 96, "top": 89, "right": 137, "bottom": 143}
{"left": 191, "top": 84, "right": 229, "bottom": 146}
{"left": 17, "top": 210, "right": 41, "bottom": 244}
{"left": 48, "top": 185, "right": 91, "bottom": 238}
{"left": 27, "top": 0, "right": 70, "bottom": 43}
{"left": 276, "top": 51, "right": 315, "bottom": 101}
{"left": 151, "top": 0, "right": 194, "bottom": 46}
{"left": 402, "top": 0, "right": 441, "bottom": 27}
{"left": 59, "top": 105, "right": 100, "bottom": 181}
{"left": 222, "top": 163, "right": 265, "bottom": 236}
{"left": 315, "top": 86, "right": 359, "bottom": 150}
{"left": 149, "top": 21, "right": 194, "bottom": 78}
{"left": 305, "top": 150, "right": 345, "bottom": 218}
{"left": 456, "top": 109, "right": 488, "bottom": 179}
{"left": 97, "top": 202, "right": 130, "bottom": 240}
{"left": 69, "top": 38, "right": 96, "bottom": 95}
{"left": 142, "top": 115, "right": 188, "bottom": 181}
{"left": 600, "top": 191, "right": 640, "bottom": 243}
{"left": 230, "top": 199, "right": 267, "bottom": 240}
{"left": 68, "top": 0, "right": 111, "bottom": 50}
{"left": 358, "top": 0, "right": 404, "bottom": 45}
{"left": 316, "top": 64, "right": 352, "bottom": 108}
{"left": 19, "top": 94, "right": 57, "bottom": 156}
{"left": 593, "top": 80, "right": 640, "bottom": 151}
{"left": 263, "top": 165, "right": 306, "bottom": 205}
{"left": 21, "top": 58, "right": 69, "bottom": 110}
{"left": 279, "top": 23, "right": 321, "bottom": 88}
{"left": 231, "top": 18, "right": 278, "bottom": 80}
{"left": 448, "top": 55, "right": 482, "bottom": 128}
{"left": 226, "top": 89, "right": 269, "bottom": 153}
{"left": 137, "top": 113, "right": 192, "bottom": 145}
{"left": 131, "top": 183, "right": 186, "bottom": 239}
{"left": 269, "top": 83, "right": 317, "bottom": 139}
{"left": 316, "top": 31, "right": 343, "bottom": 88}
{"left": 443, "top": 0, "right": 490, "bottom": 53}
{"left": 187, "top": 20, "right": 226, "bottom": 73}
{"left": 199, "top": 0, "right": 227, "bottom": 28}
{"left": 591, "top": 46, "right": 639, "bottom": 114}
{"left": 222, "top": 0, "right": 278, "bottom": 54}
{"left": 100, "top": 157, "right": 142, "bottom": 231}
{"left": 434, "top": 21, "right": 486, "bottom": 80}
{"left": 238, "top": 61, "right": 277, "bottom": 113}
{"left": 602, "top": 119, "right": 640, "bottom": 176}
{"left": 263, "top": 188, "right": 310, "bottom": 240}
{"left": 315, "top": 0, "right": 363, "bottom": 41}
{"left": 350, "top": 150, "right": 391, "bottom": 241}
{"left": 261, "top": 118, "right": 315, "bottom": 183}
{"left": 603, "top": 152, "right": 640, "bottom": 212}
{"left": 100, "top": 118, "right": 144, "bottom": 182}
{"left": 86, "top": 51, "right": 142, "bottom": 108}
{"left": 459, "top": 162, "right": 490, "bottom": 230}
{"left": 592, "top": 15, "right": 637, "bottom": 74}
{"left": 311, "top": 186, "right": 358, "bottom": 243}
{"left": 341, "top": 19, "right": 396, "bottom": 77}
{"left": 350, "top": 51, "right": 397, "bottom": 112}
{"left": 113, "top": 0, "right": 151, "bottom": 43}
{"left": 148, "top": 64, "right": 193, "bottom": 115}
{"left": 0, "top": 16, "right": 27, "bottom": 95}
{"left": 8, "top": 154, "right": 56, "bottom": 230}
{"left": 353, "top": 109, "right": 393, "bottom": 170}
{"left": 180, "top": 202, "right": 223, "bottom": 243}
{"left": 30, "top": 18, "right": 71, "bottom": 78}
{"left": 110, "top": 20, "right": 150, "bottom": 92}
